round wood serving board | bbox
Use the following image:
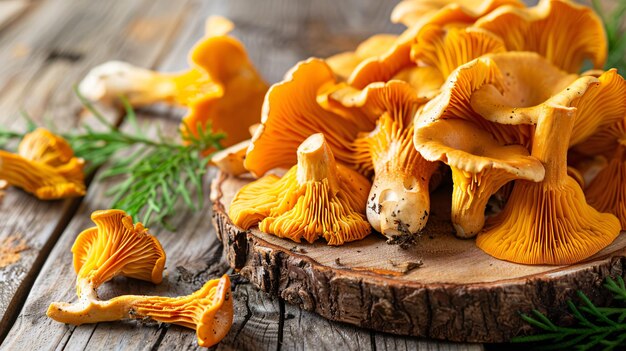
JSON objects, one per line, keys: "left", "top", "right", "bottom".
{"left": 210, "top": 171, "right": 626, "bottom": 343}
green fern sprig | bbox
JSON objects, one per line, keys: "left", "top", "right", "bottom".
{"left": 513, "top": 276, "right": 626, "bottom": 351}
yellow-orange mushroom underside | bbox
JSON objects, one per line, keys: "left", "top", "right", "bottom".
{"left": 0, "top": 128, "right": 85, "bottom": 200}
{"left": 476, "top": 106, "right": 620, "bottom": 265}
{"left": 47, "top": 275, "right": 233, "bottom": 348}
{"left": 415, "top": 118, "right": 544, "bottom": 238}
{"left": 73, "top": 209, "right": 166, "bottom": 297}
{"left": 232, "top": 133, "right": 371, "bottom": 245}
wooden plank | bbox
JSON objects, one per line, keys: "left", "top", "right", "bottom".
{"left": 280, "top": 298, "right": 372, "bottom": 351}
{"left": 0, "top": 0, "right": 29, "bottom": 31}
{"left": 374, "top": 334, "right": 484, "bottom": 351}
{"left": 0, "top": 0, "right": 193, "bottom": 339}
{"left": 0, "top": 115, "right": 230, "bottom": 350}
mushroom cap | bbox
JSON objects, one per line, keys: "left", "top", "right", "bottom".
{"left": 232, "top": 133, "right": 371, "bottom": 245}
{"left": 244, "top": 59, "right": 376, "bottom": 177}
{"left": 72, "top": 209, "right": 166, "bottom": 291}
{"left": 474, "top": 0, "right": 607, "bottom": 73}
{"left": 415, "top": 118, "right": 544, "bottom": 237}
{"left": 0, "top": 128, "right": 85, "bottom": 200}
{"left": 416, "top": 119, "right": 543, "bottom": 179}
{"left": 180, "top": 29, "right": 268, "bottom": 148}
{"left": 570, "top": 69, "right": 626, "bottom": 153}
{"left": 468, "top": 56, "right": 624, "bottom": 146}
{"left": 326, "top": 34, "right": 398, "bottom": 81}
{"left": 391, "top": 0, "right": 523, "bottom": 27}
{"left": 411, "top": 24, "right": 506, "bottom": 80}
{"left": 476, "top": 105, "right": 621, "bottom": 264}
{"left": 415, "top": 54, "right": 533, "bottom": 146}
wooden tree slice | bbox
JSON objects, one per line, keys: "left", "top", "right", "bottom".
{"left": 210, "top": 172, "right": 626, "bottom": 343}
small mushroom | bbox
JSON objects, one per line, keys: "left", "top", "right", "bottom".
{"left": 71, "top": 209, "right": 166, "bottom": 297}
{"left": 0, "top": 128, "right": 85, "bottom": 200}
{"left": 476, "top": 105, "right": 621, "bottom": 265}
{"left": 415, "top": 118, "right": 544, "bottom": 238}
{"left": 231, "top": 133, "right": 371, "bottom": 245}
{"left": 79, "top": 16, "right": 268, "bottom": 149}
{"left": 474, "top": 0, "right": 607, "bottom": 73}
{"left": 48, "top": 275, "right": 233, "bottom": 348}
{"left": 244, "top": 58, "right": 377, "bottom": 177}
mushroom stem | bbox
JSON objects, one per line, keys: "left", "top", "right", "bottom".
{"left": 532, "top": 104, "right": 574, "bottom": 184}
{"left": 296, "top": 133, "right": 340, "bottom": 194}
{"left": 78, "top": 61, "right": 184, "bottom": 106}
{"left": 450, "top": 169, "right": 511, "bottom": 238}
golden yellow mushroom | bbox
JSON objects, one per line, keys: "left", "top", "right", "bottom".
{"left": 0, "top": 128, "right": 85, "bottom": 200}
{"left": 322, "top": 81, "right": 438, "bottom": 240}
{"left": 244, "top": 59, "right": 377, "bottom": 178}
{"left": 231, "top": 133, "right": 371, "bottom": 245}
{"left": 79, "top": 16, "right": 268, "bottom": 149}
{"left": 474, "top": 0, "right": 607, "bottom": 73}
{"left": 72, "top": 210, "right": 166, "bottom": 297}
{"left": 476, "top": 105, "right": 621, "bottom": 265}
{"left": 48, "top": 275, "right": 233, "bottom": 348}
{"left": 415, "top": 118, "right": 544, "bottom": 238}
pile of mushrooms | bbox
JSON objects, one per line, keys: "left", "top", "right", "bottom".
{"left": 224, "top": 0, "right": 626, "bottom": 265}
{"left": 77, "top": 2, "right": 625, "bottom": 265}
{"left": 47, "top": 210, "right": 233, "bottom": 348}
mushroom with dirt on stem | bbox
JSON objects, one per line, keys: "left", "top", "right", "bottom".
{"left": 48, "top": 274, "right": 233, "bottom": 348}
{"left": 231, "top": 133, "right": 372, "bottom": 245}
{"left": 324, "top": 80, "right": 439, "bottom": 242}
{"left": 0, "top": 128, "right": 85, "bottom": 200}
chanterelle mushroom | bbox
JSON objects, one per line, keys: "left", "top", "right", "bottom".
{"left": 323, "top": 80, "right": 437, "bottom": 241}
{"left": 48, "top": 275, "right": 232, "bottom": 348}
{"left": 474, "top": 0, "right": 607, "bottom": 73}
{"left": 0, "top": 128, "right": 85, "bottom": 200}
{"left": 79, "top": 16, "right": 268, "bottom": 149}
{"left": 231, "top": 133, "right": 371, "bottom": 245}
{"left": 415, "top": 118, "right": 544, "bottom": 238}
{"left": 244, "top": 58, "right": 377, "bottom": 177}
{"left": 72, "top": 209, "right": 166, "bottom": 297}
{"left": 476, "top": 105, "right": 621, "bottom": 265}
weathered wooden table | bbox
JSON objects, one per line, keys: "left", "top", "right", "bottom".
{"left": 0, "top": 1, "right": 495, "bottom": 350}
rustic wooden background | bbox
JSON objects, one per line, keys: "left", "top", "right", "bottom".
{"left": 0, "top": 0, "right": 613, "bottom": 350}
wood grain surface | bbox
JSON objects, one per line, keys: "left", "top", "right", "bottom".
{"left": 0, "top": 0, "right": 484, "bottom": 350}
